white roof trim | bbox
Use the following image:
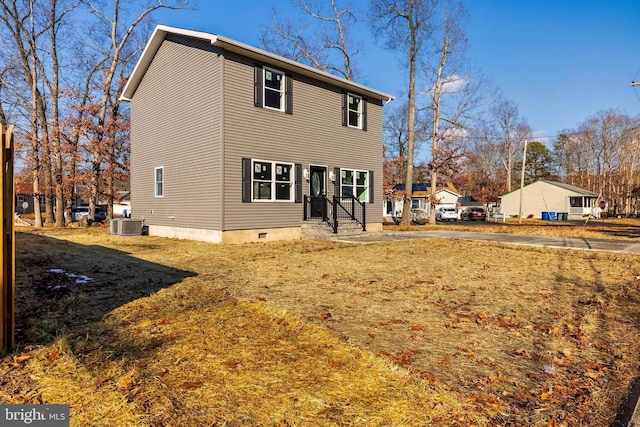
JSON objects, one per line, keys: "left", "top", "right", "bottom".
{"left": 120, "top": 24, "right": 395, "bottom": 103}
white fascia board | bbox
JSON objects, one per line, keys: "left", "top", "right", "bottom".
{"left": 436, "top": 188, "right": 462, "bottom": 198}
{"left": 212, "top": 34, "right": 395, "bottom": 102}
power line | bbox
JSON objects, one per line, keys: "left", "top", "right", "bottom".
{"left": 449, "top": 117, "right": 640, "bottom": 142}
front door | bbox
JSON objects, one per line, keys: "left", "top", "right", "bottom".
{"left": 309, "top": 165, "right": 327, "bottom": 219}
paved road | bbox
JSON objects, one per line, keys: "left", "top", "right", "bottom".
{"left": 338, "top": 229, "right": 640, "bottom": 254}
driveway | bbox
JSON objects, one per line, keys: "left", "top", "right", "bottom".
{"left": 338, "top": 229, "right": 640, "bottom": 254}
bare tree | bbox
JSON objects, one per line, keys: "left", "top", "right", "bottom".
{"left": 619, "top": 126, "right": 640, "bottom": 215}
{"left": 484, "top": 98, "right": 531, "bottom": 193}
{"left": 383, "top": 101, "right": 429, "bottom": 196}
{"left": 41, "top": 0, "right": 83, "bottom": 226}
{"left": 0, "top": 69, "right": 8, "bottom": 127}
{"left": 60, "top": 15, "right": 108, "bottom": 222}
{"left": 569, "top": 110, "right": 637, "bottom": 215}
{"left": 548, "top": 111, "right": 640, "bottom": 216}
{"left": 370, "top": 0, "right": 436, "bottom": 225}
{"left": 0, "top": 0, "right": 50, "bottom": 227}
{"left": 82, "top": 0, "right": 190, "bottom": 222}
{"left": 420, "top": 0, "right": 483, "bottom": 224}
{"left": 552, "top": 132, "right": 572, "bottom": 180}
{"left": 454, "top": 139, "right": 504, "bottom": 203}
{"left": 261, "top": 0, "right": 359, "bottom": 80}
{"left": 1, "top": 0, "right": 192, "bottom": 226}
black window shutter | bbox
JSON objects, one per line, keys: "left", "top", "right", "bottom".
{"left": 254, "top": 64, "right": 263, "bottom": 107}
{"left": 285, "top": 74, "right": 293, "bottom": 115}
{"left": 341, "top": 92, "right": 347, "bottom": 127}
{"left": 242, "top": 158, "right": 252, "bottom": 203}
{"left": 362, "top": 98, "right": 368, "bottom": 131}
{"left": 295, "top": 163, "right": 302, "bottom": 203}
{"left": 334, "top": 167, "right": 341, "bottom": 197}
{"left": 368, "top": 170, "right": 374, "bottom": 203}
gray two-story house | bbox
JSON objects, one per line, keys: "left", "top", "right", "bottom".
{"left": 120, "top": 25, "right": 394, "bottom": 243}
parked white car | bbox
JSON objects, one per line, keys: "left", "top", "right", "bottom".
{"left": 71, "top": 206, "right": 106, "bottom": 223}
{"left": 435, "top": 206, "right": 458, "bottom": 222}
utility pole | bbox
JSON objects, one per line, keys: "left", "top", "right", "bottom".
{"left": 518, "top": 140, "right": 528, "bottom": 224}
{"left": 632, "top": 81, "right": 640, "bottom": 87}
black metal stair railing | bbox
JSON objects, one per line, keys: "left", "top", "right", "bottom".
{"left": 303, "top": 195, "right": 366, "bottom": 233}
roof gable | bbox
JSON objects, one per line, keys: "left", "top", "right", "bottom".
{"left": 121, "top": 25, "right": 395, "bottom": 103}
{"left": 16, "top": 183, "right": 33, "bottom": 194}
{"left": 413, "top": 188, "right": 461, "bottom": 198}
{"left": 542, "top": 180, "right": 599, "bottom": 196}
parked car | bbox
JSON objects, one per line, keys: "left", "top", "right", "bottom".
{"left": 435, "top": 206, "right": 458, "bottom": 222}
{"left": 71, "top": 206, "right": 106, "bottom": 223}
{"left": 460, "top": 206, "right": 487, "bottom": 221}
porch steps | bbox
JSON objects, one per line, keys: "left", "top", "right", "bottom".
{"left": 301, "top": 220, "right": 366, "bottom": 240}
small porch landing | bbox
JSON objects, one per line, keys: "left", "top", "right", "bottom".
{"left": 301, "top": 220, "right": 368, "bottom": 240}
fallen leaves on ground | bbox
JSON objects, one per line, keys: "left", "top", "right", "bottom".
{"left": 8, "top": 226, "right": 640, "bottom": 426}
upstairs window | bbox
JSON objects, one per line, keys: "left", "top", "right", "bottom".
{"left": 264, "top": 68, "right": 284, "bottom": 111}
{"left": 254, "top": 64, "right": 293, "bottom": 114}
{"left": 155, "top": 166, "right": 164, "bottom": 197}
{"left": 348, "top": 94, "right": 362, "bottom": 128}
{"left": 342, "top": 92, "right": 367, "bottom": 130}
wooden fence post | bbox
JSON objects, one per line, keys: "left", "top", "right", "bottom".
{"left": 0, "top": 124, "right": 15, "bottom": 354}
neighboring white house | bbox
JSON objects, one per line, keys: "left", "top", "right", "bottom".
{"left": 499, "top": 180, "right": 600, "bottom": 219}
{"left": 384, "top": 183, "right": 461, "bottom": 219}
{"left": 113, "top": 191, "right": 131, "bottom": 217}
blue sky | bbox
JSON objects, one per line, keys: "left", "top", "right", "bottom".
{"left": 153, "top": 1, "right": 640, "bottom": 144}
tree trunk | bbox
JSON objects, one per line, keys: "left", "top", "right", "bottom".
{"left": 428, "top": 25, "right": 448, "bottom": 225}
{"left": 400, "top": 4, "right": 417, "bottom": 225}
{"left": 35, "top": 92, "right": 55, "bottom": 224}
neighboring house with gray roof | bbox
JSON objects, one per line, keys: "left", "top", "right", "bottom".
{"left": 499, "top": 180, "right": 600, "bottom": 219}
{"left": 120, "top": 25, "right": 394, "bottom": 243}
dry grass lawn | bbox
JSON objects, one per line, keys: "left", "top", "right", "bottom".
{"left": 4, "top": 220, "right": 640, "bottom": 426}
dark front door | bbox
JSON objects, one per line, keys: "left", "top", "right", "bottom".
{"left": 310, "top": 166, "right": 327, "bottom": 219}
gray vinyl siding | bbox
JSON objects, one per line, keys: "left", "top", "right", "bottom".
{"left": 130, "top": 35, "right": 384, "bottom": 234}
{"left": 130, "top": 38, "right": 223, "bottom": 230}
{"left": 222, "top": 53, "right": 384, "bottom": 230}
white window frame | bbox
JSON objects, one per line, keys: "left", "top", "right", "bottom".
{"left": 347, "top": 93, "right": 363, "bottom": 129}
{"left": 340, "top": 168, "right": 369, "bottom": 203}
{"left": 411, "top": 199, "right": 427, "bottom": 210}
{"left": 251, "top": 159, "right": 295, "bottom": 202}
{"left": 263, "top": 66, "right": 285, "bottom": 112}
{"left": 155, "top": 166, "right": 164, "bottom": 198}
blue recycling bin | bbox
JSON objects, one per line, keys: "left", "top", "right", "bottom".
{"left": 542, "top": 211, "right": 556, "bottom": 221}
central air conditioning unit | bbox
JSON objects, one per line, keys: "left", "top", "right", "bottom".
{"left": 110, "top": 218, "right": 143, "bottom": 236}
